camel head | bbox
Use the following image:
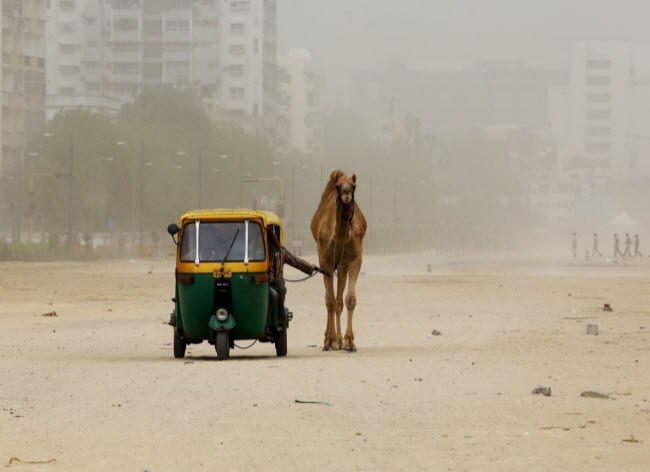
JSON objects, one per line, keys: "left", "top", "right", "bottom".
{"left": 335, "top": 172, "right": 356, "bottom": 206}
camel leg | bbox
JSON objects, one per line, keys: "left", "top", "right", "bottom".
{"left": 334, "top": 269, "right": 348, "bottom": 350}
{"left": 322, "top": 273, "right": 336, "bottom": 351}
{"left": 342, "top": 257, "right": 361, "bottom": 352}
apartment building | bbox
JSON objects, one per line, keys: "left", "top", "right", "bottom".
{"left": 1, "top": 0, "right": 47, "bottom": 173}
{"left": 45, "top": 0, "right": 278, "bottom": 125}
{"left": 548, "top": 41, "right": 650, "bottom": 179}
{"left": 218, "top": 0, "right": 277, "bottom": 126}
{"left": 45, "top": 0, "right": 116, "bottom": 118}
{"left": 277, "top": 48, "right": 323, "bottom": 155}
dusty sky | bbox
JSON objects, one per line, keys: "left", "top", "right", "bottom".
{"left": 279, "top": 0, "right": 650, "bottom": 77}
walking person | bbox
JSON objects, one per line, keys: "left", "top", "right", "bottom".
{"left": 592, "top": 233, "right": 603, "bottom": 257}
{"left": 614, "top": 234, "right": 623, "bottom": 258}
{"left": 572, "top": 232, "right": 577, "bottom": 257}
{"left": 623, "top": 233, "right": 632, "bottom": 258}
{"left": 634, "top": 234, "right": 642, "bottom": 258}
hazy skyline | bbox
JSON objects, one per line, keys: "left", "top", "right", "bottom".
{"left": 279, "top": 0, "right": 650, "bottom": 80}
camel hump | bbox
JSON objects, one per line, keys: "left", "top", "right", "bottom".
{"left": 329, "top": 169, "right": 345, "bottom": 183}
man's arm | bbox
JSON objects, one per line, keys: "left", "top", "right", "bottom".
{"left": 283, "top": 247, "right": 319, "bottom": 276}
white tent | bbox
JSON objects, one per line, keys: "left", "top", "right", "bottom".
{"left": 608, "top": 212, "right": 640, "bottom": 226}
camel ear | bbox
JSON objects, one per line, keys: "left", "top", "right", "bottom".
{"left": 330, "top": 169, "right": 344, "bottom": 183}
{"left": 352, "top": 174, "right": 357, "bottom": 184}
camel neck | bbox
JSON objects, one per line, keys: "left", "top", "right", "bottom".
{"left": 336, "top": 200, "right": 354, "bottom": 223}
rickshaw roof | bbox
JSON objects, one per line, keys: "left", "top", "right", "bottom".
{"left": 179, "top": 209, "right": 283, "bottom": 228}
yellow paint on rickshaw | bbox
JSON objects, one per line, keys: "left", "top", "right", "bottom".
{"left": 174, "top": 209, "right": 284, "bottom": 274}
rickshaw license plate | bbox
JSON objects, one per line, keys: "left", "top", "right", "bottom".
{"left": 213, "top": 268, "right": 232, "bottom": 279}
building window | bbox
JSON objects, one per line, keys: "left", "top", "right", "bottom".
{"left": 165, "top": 42, "right": 191, "bottom": 52}
{"left": 59, "top": 0, "right": 75, "bottom": 11}
{"left": 59, "top": 22, "right": 76, "bottom": 33}
{"left": 585, "top": 142, "right": 611, "bottom": 153}
{"left": 585, "top": 59, "right": 611, "bottom": 70}
{"left": 59, "top": 87, "right": 75, "bottom": 96}
{"left": 114, "top": 18, "right": 138, "bottom": 31}
{"left": 585, "top": 109, "right": 611, "bottom": 120}
{"left": 585, "top": 93, "right": 610, "bottom": 103}
{"left": 86, "top": 41, "right": 99, "bottom": 48}
{"left": 229, "top": 87, "right": 245, "bottom": 99}
{"left": 143, "top": 19, "right": 162, "bottom": 36}
{"left": 112, "top": 42, "right": 139, "bottom": 52}
{"left": 113, "top": 63, "right": 140, "bottom": 74}
{"left": 166, "top": 61, "right": 190, "bottom": 80}
{"left": 254, "top": 39, "right": 259, "bottom": 54}
{"left": 228, "top": 64, "right": 245, "bottom": 77}
{"left": 231, "top": 1, "right": 250, "bottom": 12}
{"left": 166, "top": 19, "right": 190, "bottom": 32}
{"left": 585, "top": 76, "right": 611, "bottom": 86}
{"left": 585, "top": 126, "right": 611, "bottom": 137}
{"left": 229, "top": 44, "right": 245, "bottom": 55}
{"left": 59, "top": 65, "right": 80, "bottom": 75}
{"left": 230, "top": 23, "right": 245, "bottom": 34}
{"left": 59, "top": 44, "right": 77, "bottom": 54}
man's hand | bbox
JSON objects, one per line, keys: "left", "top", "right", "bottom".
{"left": 315, "top": 266, "right": 332, "bottom": 277}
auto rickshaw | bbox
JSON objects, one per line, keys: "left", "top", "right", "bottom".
{"left": 167, "top": 210, "right": 291, "bottom": 360}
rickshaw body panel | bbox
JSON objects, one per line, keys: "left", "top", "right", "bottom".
{"left": 173, "top": 210, "right": 284, "bottom": 345}
{"left": 177, "top": 271, "right": 269, "bottom": 340}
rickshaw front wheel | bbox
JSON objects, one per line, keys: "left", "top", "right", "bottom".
{"left": 275, "top": 328, "right": 287, "bottom": 357}
{"left": 174, "top": 330, "right": 186, "bottom": 359}
{"left": 216, "top": 331, "right": 230, "bottom": 360}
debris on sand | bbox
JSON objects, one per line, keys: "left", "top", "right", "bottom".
{"left": 532, "top": 386, "right": 552, "bottom": 397}
{"left": 603, "top": 303, "right": 613, "bottom": 312}
{"left": 295, "top": 399, "right": 332, "bottom": 406}
{"left": 622, "top": 435, "right": 641, "bottom": 443}
{"left": 8, "top": 456, "right": 56, "bottom": 465}
{"left": 41, "top": 311, "right": 58, "bottom": 317}
{"left": 580, "top": 391, "right": 611, "bottom": 399}
{"left": 586, "top": 324, "right": 599, "bottom": 335}
{"left": 429, "top": 330, "right": 442, "bottom": 337}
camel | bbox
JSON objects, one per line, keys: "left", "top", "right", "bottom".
{"left": 310, "top": 170, "right": 367, "bottom": 351}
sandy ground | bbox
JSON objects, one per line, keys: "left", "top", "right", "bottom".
{"left": 1, "top": 253, "right": 649, "bottom": 471}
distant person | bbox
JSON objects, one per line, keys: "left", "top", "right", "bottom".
{"left": 623, "top": 233, "right": 632, "bottom": 258}
{"left": 572, "top": 233, "right": 577, "bottom": 257}
{"left": 592, "top": 233, "right": 603, "bottom": 257}
{"left": 634, "top": 234, "right": 642, "bottom": 257}
{"left": 614, "top": 234, "right": 623, "bottom": 258}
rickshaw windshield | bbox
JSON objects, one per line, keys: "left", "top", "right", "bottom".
{"left": 180, "top": 221, "right": 266, "bottom": 263}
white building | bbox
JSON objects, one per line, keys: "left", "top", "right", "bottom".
{"left": 217, "top": 0, "right": 277, "bottom": 127}
{"left": 278, "top": 48, "right": 323, "bottom": 155}
{"left": 45, "top": 0, "right": 278, "bottom": 124}
{"left": 549, "top": 41, "right": 650, "bottom": 180}
{"left": 45, "top": 0, "right": 117, "bottom": 118}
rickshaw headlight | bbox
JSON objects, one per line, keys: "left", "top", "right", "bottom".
{"left": 216, "top": 308, "right": 229, "bottom": 322}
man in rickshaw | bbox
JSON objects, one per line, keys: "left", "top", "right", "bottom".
{"left": 266, "top": 226, "right": 327, "bottom": 326}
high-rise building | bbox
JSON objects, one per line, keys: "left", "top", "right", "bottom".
{"left": 45, "top": 0, "right": 116, "bottom": 118}
{"left": 277, "top": 48, "right": 323, "bottom": 155}
{"left": 218, "top": 0, "right": 277, "bottom": 126}
{"left": 1, "top": 0, "right": 47, "bottom": 175}
{"left": 45, "top": 0, "right": 278, "bottom": 125}
{"left": 548, "top": 41, "right": 650, "bottom": 179}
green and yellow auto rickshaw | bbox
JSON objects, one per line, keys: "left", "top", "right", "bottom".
{"left": 167, "top": 210, "right": 291, "bottom": 360}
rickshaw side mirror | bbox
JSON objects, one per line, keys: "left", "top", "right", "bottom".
{"left": 167, "top": 223, "right": 179, "bottom": 245}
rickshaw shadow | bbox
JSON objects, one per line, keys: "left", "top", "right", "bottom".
{"left": 184, "top": 354, "right": 315, "bottom": 362}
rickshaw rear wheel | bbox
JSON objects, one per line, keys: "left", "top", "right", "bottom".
{"left": 216, "top": 331, "right": 230, "bottom": 360}
{"left": 275, "top": 328, "right": 287, "bottom": 357}
{"left": 173, "top": 330, "right": 186, "bottom": 359}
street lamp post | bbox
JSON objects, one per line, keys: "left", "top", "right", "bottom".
{"left": 139, "top": 141, "right": 144, "bottom": 255}
{"left": 67, "top": 134, "right": 75, "bottom": 249}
